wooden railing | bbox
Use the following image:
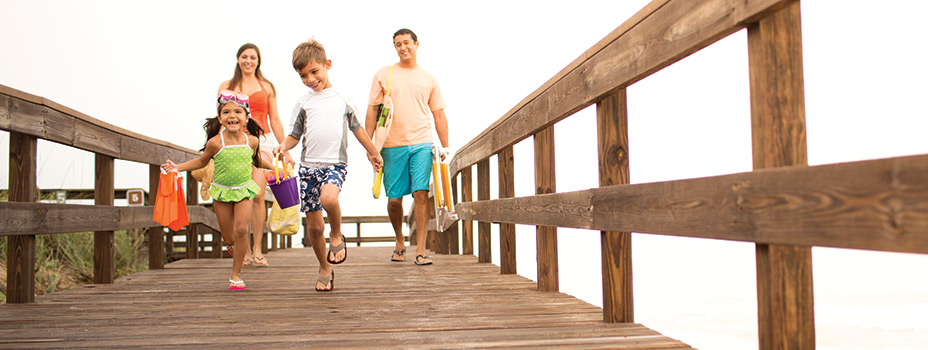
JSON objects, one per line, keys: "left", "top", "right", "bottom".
{"left": 1, "top": 84, "right": 221, "bottom": 303}
{"left": 302, "top": 215, "right": 408, "bottom": 247}
{"left": 442, "top": 0, "right": 928, "bottom": 349}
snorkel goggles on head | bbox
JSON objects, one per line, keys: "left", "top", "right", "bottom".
{"left": 218, "top": 90, "right": 251, "bottom": 115}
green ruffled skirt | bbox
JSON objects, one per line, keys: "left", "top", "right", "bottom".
{"left": 210, "top": 180, "right": 260, "bottom": 202}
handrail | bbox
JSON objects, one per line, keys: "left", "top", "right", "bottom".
{"left": 0, "top": 202, "right": 219, "bottom": 235}
{"left": 0, "top": 84, "right": 199, "bottom": 165}
{"left": 442, "top": 0, "right": 927, "bottom": 349}
{"left": 1, "top": 83, "right": 219, "bottom": 303}
{"left": 450, "top": 0, "right": 792, "bottom": 176}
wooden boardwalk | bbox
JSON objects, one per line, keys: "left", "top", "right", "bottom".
{"left": 0, "top": 246, "right": 691, "bottom": 349}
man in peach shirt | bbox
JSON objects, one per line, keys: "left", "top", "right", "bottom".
{"left": 366, "top": 28, "right": 450, "bottom": 266}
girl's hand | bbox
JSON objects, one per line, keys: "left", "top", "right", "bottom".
{"left": 161, "top": 160, "right": 178, "bottom": 173}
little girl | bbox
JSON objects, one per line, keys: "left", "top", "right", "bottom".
{"left": 162, "top": 90, "right": 270, "bottom": 290}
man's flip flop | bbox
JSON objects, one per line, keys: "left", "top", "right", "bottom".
{"left": 414, "top": 254, "right": 433, "bottom": 266}
{"left": 391, "top": 247, "right": 407, "bottom": 262}
{"left": 326, "top": 234, "right": 348, "bottom": 265}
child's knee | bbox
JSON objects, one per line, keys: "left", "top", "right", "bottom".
{"left": 234, "top": 222, "right": 250, "bottom": 238}
{"left": 321, "top": 196, "right": 339, "bottom": 211}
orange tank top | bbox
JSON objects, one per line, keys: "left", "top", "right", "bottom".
{"left": 245, "top": 81, "right": 270, "bottom": 136}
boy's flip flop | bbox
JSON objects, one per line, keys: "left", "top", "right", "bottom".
{"left": 414, "top": 255, "right": 433, "bottom": 266}
{"left": 326, "top": 234, "right": 348, "bottom": 265}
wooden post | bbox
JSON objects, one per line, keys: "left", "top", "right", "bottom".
{"left": 498, "top": 146, "right": 516, "bottom": 274}
{"left": 148, "top": 165, "right": 165, "bottom": 268}
{"left": 7, "top": 132, "right": 37, "bottom": 303}
{"left": 185, "top": 173, "right": 198, "bottom": 259}
{"left": 534, "top": 126, "right": 558, "bottom": 291}
{"left": 94, "top": 153, "right": 115, "bottom": 284}
{"left": 597, "top": 90, "right": 633, "bottom": 322}
{"left": 449, "top": 176, "right": 460, "bottom": 255}
{"left": 271, "top": 232, "right": 279, "bottom": 251}
{"left": 461, "top": 166, "right": 474, "bottom": 255}
{"left": 476, "top": 159, "right": 491, "bottom": 263}
{"left": 748, "top": 3, "right": 815, "bottom": 349}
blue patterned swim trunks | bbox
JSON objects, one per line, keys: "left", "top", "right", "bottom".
{"left": 298, "top": 163, "right": 347, "bottom": 212}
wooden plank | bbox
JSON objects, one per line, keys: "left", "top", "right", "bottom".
{"left": 456, "top": 153, "right": 928, "bottom": 255}
{"left": 461, "top": 166, "right": 474, "bottom": 255}
{"left": 0, "top": 247, "right": 693, "bottom": 349}
{"left": 597, "top": 90, "right": 633, "bottom": 323}
{"left": 74, "top": 119, "right": 121, "bottom": 158}
{"left": 498, "top": 146, "right": 516, "bottom": 274}
{"left": 0, "top": 189, "right": 149, "bottom": 201}
{"left": 185, "top": 173, "right": 199, "bottom": 259}
{"left": 0, "top": 85, "right": 200, "bottom": 166}
{"left": 450, "top": 0, "right": 797, "bottom": 176}
{"left": 747, "top": 3, "right": 814, "bottom": 349}
{"left": 0, "top": 93, "right": 10, "bottom": 130}
{"left": 6, "top": 132, "right": 37, "bottom": 303}
{"left": 477, "top": 159, "right": 491, "bottom": 263}
{"left": 0, "top": 203, "right": 219, "bottom": 236}
{"left": 94, "top": 154, "right": 115, "bottom": 284}
{"left": 148, "top": 165, "right": 164, "bottom": 269}
{"left": 449, "top": 177, "right": 460, "bottom": 255}
{"left": 535, "top": 126, "right": 558, "bottom": 292}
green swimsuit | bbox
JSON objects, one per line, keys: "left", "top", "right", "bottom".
{"left": 209, "top": 130, "right": 260, "bottom": 202}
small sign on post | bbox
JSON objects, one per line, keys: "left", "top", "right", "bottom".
{"left": 127, "top": 189, "right": 144, "bottom": 206}
{"left": 55, "top": 190, "right": 67, "bottom": 203}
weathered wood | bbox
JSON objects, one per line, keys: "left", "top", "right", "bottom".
{"left": 449, "top": 177, "right": 460, "bottom": 255}
{"left": 94, "top": 154, "right": 116, "bottom": 284}
{"left": 450, "top": 0, "right": 797, "bottom": 176}
{"left": 6, "top": 131, "right": 37, "bottom": 303}
{"left": 0, "top": 188, "right": 148, "bottom": 201}
{"left": 0, "top": 84, "right": 199, "bottom": 166}
{"left": 148, "top": 165, "right": 164, "bottom": 269}
{"left": 461, "top": 166, "right": 474, "bottom": 255}
{"left": 0, "top": 203, "right": 220, "bottom": 236}
{"left": 748, "top": 3, "right": 815, "bottom": 349}
{"left": 597, "top": 90, "right": 633, "bottom": 323}
{"left": 498, "top": 146, "right": 516, "bottom": 274}
{"left": 477, "top": 159, "right": 492, "bottom": 263}
{"left": 534, "top": 126, "right": 558, "bottom": 292}
{"left": 0, "top": 247, "right": 692, "bottom": 349}
{"left": 185, "top": 173, "right": 198, "bottom": 259}
{"left": 458, "top": 153, "right": 928, "bottom": 255}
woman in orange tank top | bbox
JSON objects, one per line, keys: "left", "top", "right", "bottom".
{"left": 217, "top": 43, "right": 290, "bottom": 266}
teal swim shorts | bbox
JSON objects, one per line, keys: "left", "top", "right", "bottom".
{"left": 381, "top": 143, "right": 432, "bottom": 199}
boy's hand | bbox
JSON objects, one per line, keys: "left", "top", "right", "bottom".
{"left": 161, "top": 159, "right": 178, "bottom": 173}
{"left": 282, "top": 151, "right": 296, "bottom": 167}
{"left": 368, "top": 153, "right": 383, "bottom": 173}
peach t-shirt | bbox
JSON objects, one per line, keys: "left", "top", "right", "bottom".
{"left": 368, "top": 65, "right": 445, "bottom": 148}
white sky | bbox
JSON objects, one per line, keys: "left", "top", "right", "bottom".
{"left": 2, "top": 1, "right": 927, "bottom": 349}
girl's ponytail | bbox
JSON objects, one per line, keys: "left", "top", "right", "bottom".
{"left": 201, "top": 117, "right": 221, "bottom": 151}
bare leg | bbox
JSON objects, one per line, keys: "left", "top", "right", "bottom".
{"left": 306, "top": 211, "right": 332, "bottom": 291}
{"left": 249, "top": 166, "right": 268, "bottom": 263}
{"left": 320, "top": 184, "right": 345, "bottom": 263}
{"left": 412, "top": 190, "right": 431, "bottom": 264}
{"left": 213, "top": 200, "right": 252, "bottom": 286}
{"left": 388, "top": 197, "right": 406, "bottom": 260}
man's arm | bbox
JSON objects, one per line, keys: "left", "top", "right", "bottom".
{"left": 365, "top": 104, "right": 379, "bottom": 139}
{"left": 432, "top": 108, "right": 449, "bottom": 148}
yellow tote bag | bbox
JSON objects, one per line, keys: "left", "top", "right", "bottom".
{"left": 268, "top": 200, "right": 300, "bottom": 236}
